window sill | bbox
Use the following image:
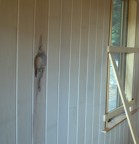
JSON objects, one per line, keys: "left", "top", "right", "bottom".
{"left": 102, "top": 107, "right": 139, "bottom": 133}
{"left": 104, "top": 99, "right": 135, "bottom": 122}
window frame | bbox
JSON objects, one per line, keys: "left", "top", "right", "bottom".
{"left": 108, "top": 0, "right": 128, "bottom": 112}
{"left": 103, "top": 0, "right": 138, "bottom": 132}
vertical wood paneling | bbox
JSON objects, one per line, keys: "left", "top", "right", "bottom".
{"left": 68, "top": 0, "right": 81, "bottom": 144}
{"left": 76, "top": 0, "right": 82, "bottom": 143}
{"left": 77, "top": 0, "right": 90, "bottom": 144}
{"left": 67, "top": 0, "right": 73, "bottom": 143}
{"left": 125, "top": 121, "right": 130, "bottom": 144}
{"left": 84, "top": 0, "right": 95, "bottom": 144}
{"left": 46, "top": 0, "right": 61, "bottom": 143}
{"left": 123, "top": 122, "right": 126, "bottom": 144}
{"left": 137, "top": 115, "right": 139, "bottom": 144}
{"left": 84, "top": 0, "right": 98, "bottom": 144}
{"left": 58, "top": 0, "right": 72, "bottom": 143}
{"left": 92, "top": 0, "right": 106, "bottom": 143}
{"left": 98, "top": 0, "right": 111, "bottom": 143}
{"left": 120, "top": 123, "right": 125, "bottom": 144}
{"left": 115, "top": 125, "right": 120, "bottom": 144}
{"left": 129, "top": 113, "right": 138, "bottom": 144}
{"left": 33, "top": 0, "right": 48, "bottom": 143}
{"left": 118, "top": 124, "right": 121, "bottom": 144}
{"left": 104, "top": 132, "right": 110, "bottom": 144}
{"left": 15, "top": 0, "right": 19, "bottom": 143}
{"left": 118, "top": 125, "right": 121, "bottom": 144}
{"left": 0, "top": 0, "right": 17, "bottom": 143}
{"left": 17, "top": 0, "right": 34, "bottom": 144}
{"left": 32, "top": 1, "right": 36, "bottom": 144}
{"left": 109, "top": 131, "right": 112, "bottom": 144}
{"left": 111, "top": 128, "right": 116, "bottom": 144}
{"left": 1, "top": 0, "right": 136, "bottom": 144}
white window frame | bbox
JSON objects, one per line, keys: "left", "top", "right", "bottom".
{"left": 107, "top": 0, "right": 128, "bottom": 112}
{"left": 103, "top": 0, "right": 139, "bottom": 138}
{"left": 105, "top": 47, "right": 139, "bottom": 144}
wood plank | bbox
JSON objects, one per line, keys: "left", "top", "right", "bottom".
{"left": 46, "top": 0, "right": 61, "bottom": 143}
{"left": 76, "top": 0, "right": 90, "bottom": 144}
{"left": 120, "top": 122, "right": 124, "bottom": 144}
{"left": 108, "top": 46, "right": 139, "bottom": 53}
{"left": 84, "top": 0, "right": 97, "bottom": 143}
{"left": 124, "top": 121, "right": 130, "bottom": 144}
{"left": 98, "top": 0, "right": 111, "bottom": 143}
{"left": 115, "top": 125, "right": 120, "bottom": 144}
{"left": 0, "top": 0, "right": 17, "bottom": 143}
{"left": 105, "top": 132, "right": 111, "bottom": 144}
{"left": 126, "top": 0, "right": 137, "bottom": 112}
{"left": 58, "top": 0, "right": 72, "bottom": 143}
{"left": 33, "top": 0, "right": 48, "bottom": 144}
{"left": 92, "top": 0, "right": 105, "bottom": 143}
{"left": 68, "top": 0, "right": 81, "bottom": 143}
{"left": 17, "top": 0, "right": 34, "bottom": 143}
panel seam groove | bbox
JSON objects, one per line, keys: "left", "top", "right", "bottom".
{"left": 16, "top": 0, "right": 20, "bottom": 143}
{"left": 76, "top": 0, "right": 83, "bottom": 143}
{"left": 32, "top": 0, "right": 37, "bottom": 143}
{"left": 67, "top": 0, "right": 73, "bottom": 143}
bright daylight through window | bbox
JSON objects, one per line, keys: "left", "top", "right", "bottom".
{"left": 104, "top": 0, "right": 138, "bottom": 134}
{"left": 108, "top": 0, "right": 128, "bottom": 112}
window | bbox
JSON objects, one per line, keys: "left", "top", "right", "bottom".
{"left": 104, "top": 0, "right": 138, "bottom": 132}
{"left": 108, "top": 0, "right": 128, "bottom": 112}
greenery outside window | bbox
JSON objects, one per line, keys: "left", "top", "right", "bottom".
{"left": 104, "top": 0, "right": 138, "bottom": 132}
{"left": 108, "top": 0, "right": 128, "bottom": 112}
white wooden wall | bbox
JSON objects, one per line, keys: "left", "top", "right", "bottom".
{"left": 0, "top": 0, "right": 137, "bottom": 144}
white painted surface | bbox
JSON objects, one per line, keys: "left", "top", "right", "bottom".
{"left": 0, "top": 0, "right": 139, "bottom": 144}
{"left": 0, "top": 0, "right": 17, "bottom": 143}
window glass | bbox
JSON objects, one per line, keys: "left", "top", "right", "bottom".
{"left": 108, "top": 0, "right": 128, "bottom": 111}
{"left": 111, "top": 0, "right": 123, "bottom": 47}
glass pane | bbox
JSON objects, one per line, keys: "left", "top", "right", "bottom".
{"left": 108, "top": 60, "right": 119, "bottom": 111}
{"left": 111, "top": 0, "right": 123, "bottom": 47}
{"left": 108, "top": 0, "right": 124, "bottom": 112}
{"left": 108, "top": 0, "right": 128, "bottom": 112}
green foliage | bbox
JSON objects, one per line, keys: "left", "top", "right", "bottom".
{"left": 111, "top": 0, "right": 122, "bottom": 46}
